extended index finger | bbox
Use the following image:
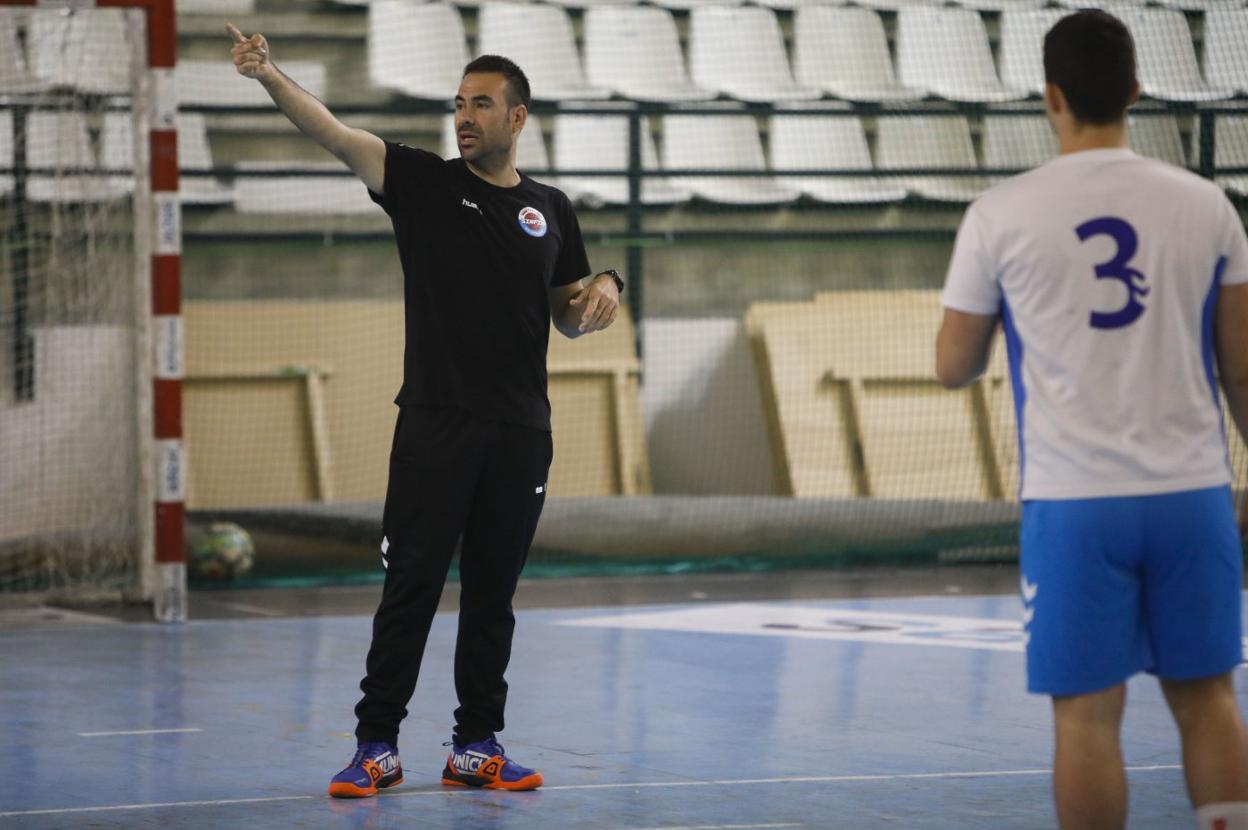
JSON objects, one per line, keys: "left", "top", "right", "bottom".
{"left": 225, "top": 22, "right": 246, "bottom": 44}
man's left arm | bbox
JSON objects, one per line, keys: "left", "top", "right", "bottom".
{"left": 551, "top": 273, "right": 620, "bottom": 339}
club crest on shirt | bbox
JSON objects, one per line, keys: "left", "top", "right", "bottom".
{"left": 517, "top": 207, "right": 547, "bottom": 238}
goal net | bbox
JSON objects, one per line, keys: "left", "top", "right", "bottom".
{"left": 0, "top": 3, "right": 163, "bottom": 605}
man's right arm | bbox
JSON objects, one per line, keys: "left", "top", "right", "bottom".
{"left": 227, "top": 22, "right": 385, "bottom": 194}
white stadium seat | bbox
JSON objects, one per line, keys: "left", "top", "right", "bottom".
{"left": 177, "top": 60, "right": 327, "bottom": 107}
{"left": 981, "top": 115, "right": 1057, "bottom": 178}
{"left": 651, "top": 0, "right": 744, "bottom": 12}
{"left": 1154, "top": 0, "right": 1242, "bottom": 11}
{"left": 794, "top": 7, "right": 921, "bottom": 102}
{"left": 1214, "top": 116, "right": 1248, "bottom": 197}
{"left": 952, "top": 0, "right": 1047, "bottom": 12}
{"left": 26, "top": 113, "right": 127, "bottom": 203}
{"left": 851, "top": 0, "right": 933, "bottom": 12}
{"left": 234, "top": 161, "right": 380, "bottom": 214}
{"left": 1128, "top": 115, "right": 1186, "bottom": 166}
{"left": 0, "top": 9, "right": 44, "bottom": 93}
{"left": 897, "top": 6, "right": 1025, "bottom": 103}
{"left": 769, "top": 113, "right": 906, "bottom": 204}
{"left": 99, "top": 113, "right": 234, "bottom": 205}
{"left": 999, "top": 9, "right": 1067, "bottom": 97}
{"left": 477, "top": 3, "right": 609, "bottom": 101}
{"left": 553, "top": 114, "right": 690, "bottom": 206}
{"left": 369, "top": 2, "right": 467, "bottom": 101}
{"left": 875, "top": 115, "right": 988, "bottom": 202}
{"left": 584, "top": 7, "right": 714, "bottom": 103}
{"left": 175, "top": 0, "right": 255, "bottom": 13}
{"left": 689, "top": 7, "right": 821, "bottom": 103}
{"left": 752, "top": 0, "right": 844, "bottom": 9}
{"left": 1204, "top": 9, "right": 1248, "bottom": 97}
{"left": 663, "top": 113, "right": 799, "bottom": 205}
{"left": 28, "top": 8, "right": 131, "bottom": 95}
{"left": 1120, "top": 8, "right": 1233, "bottom": 102}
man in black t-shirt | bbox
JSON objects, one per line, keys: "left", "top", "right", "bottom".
{"left": 228, "top": 25, "right": 622, "bottom": 796}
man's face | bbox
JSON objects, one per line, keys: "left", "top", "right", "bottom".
{"left": 454, "top": 72, "right": 521, "bottom": 164}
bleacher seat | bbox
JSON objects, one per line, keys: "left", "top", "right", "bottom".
{"left": 1214, "top": 116, "right": 1248, "bottom": 197}
{"left": 477, "top": 3, "right": 608, "bottom": 101}
{"left": 26, "top": 113, "right": 127, "bottom": 203}
{"left": 1054, "top": 0, "right": 1146, "bottom": 9}
{"left": 875, "top": 115, "right": 988, "bottom": 202}
{"left": 100, "top": 113, "right": 233, "bottom": 205}
{"left": 794, "top": 7, "right": 921, "bottom": 102}
{"left": 368, "top": 2, "right": 466, "bottom": 101}
{"left": 663, "top": 112, "right": 799, "bottom": 204}
{"left": 28, "top": 8, "right": 130, "bottom": 95}
{"left": 177, "top": 60, "right": 327, "bottom": 107}
{"left": 999, "top": 9, "right": 1066, "bottom": 96}
{"left": 1121, "top": 8, "right": 1232, "bottom": 101}
{"left": 233, "top": 161, "right": 379, "bottom": 214}
{"left": 584, "top": 7, "right": 714, "bottom": 103}
{"left": 651, "top": 0, "right": 744, "bottom": 11}
{"left": 752, "top": 0, "right": 847, "bottom": 8}
{"left": 769, "top": 113, "right": 906, "bottom": 203}
{"left": 0, "top": 112, "right": 12, "bottom": 198}
{"left": 981, "top": 115, "right": 1057, "bottom": 179}
{"left": 545, "top": 0, "right": 638, "bottom": 8}
{"left": 1128, "top": 114, "right": 1186, "bottom": 166}
{"left": 850, "top": 0, "right": 932, "bottom": 11}
{"left": 1155, "top": 0, "right": 1241, "bottom": 11}
{"left": 897, "top": 7, "right": 1025, "bottom": 103}
{"left": 441, "top": 114, "right": 555, "bottom": 186}
{"left": 952, "top": 0, "right": 1047, "bottom": 11}
{"left": 689, "top": 7, "right": 820, "bottom": 103}
{"left": 0, "top": 9, "right": 44, "bottom": 93}
{"left": 553, "top": 114, "right": 690, "bottom": 206}
{"left": 175, "top": 0, "right": 255, "bottom": 13}
{"left": 1205, "top": 9, "right": 1248, "bottom": 97}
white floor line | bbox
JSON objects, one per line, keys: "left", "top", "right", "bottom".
{"left": 78, "top": 728, "right": 204, "bottom": 738}
{"left": 619, "top": 824, "right": 803, "bottom": 830}
{"left": 0, "top": 764, "right": 1183, "bottom": 819}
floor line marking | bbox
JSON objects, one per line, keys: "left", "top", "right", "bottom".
{"left": 78, "top": 728, "right": 204, "bottom": 738}
{"left": 617, "top": 824, "right": 803, "bottom": 830}
{"left": 211, "top": 601, "right": 285, "bottom": 618}
{"left": 0, "top": 765, "right": 1183, "bottom": 818}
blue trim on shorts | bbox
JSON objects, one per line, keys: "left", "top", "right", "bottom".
{"left": 1020, "top": 486, "right": 1243, "bottom": 697}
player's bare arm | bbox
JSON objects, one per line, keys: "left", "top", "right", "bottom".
{"left": 551, "top": 275, "right": 620, "bottom": 339}
{"left": 1216, "top": 279, "right": 1248, "bottom": 452}
{"left": 226, "top": 22, "right": 385, "bottom": 194}
{"left": 935, "top": 308, "right": 998, "bottom": 389}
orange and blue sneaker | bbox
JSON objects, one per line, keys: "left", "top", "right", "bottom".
{"left": 441, "top": 737, "right": 543, "bottom": 791}
{"left": 328, "top": 741, "right": 403, "bottom": 798}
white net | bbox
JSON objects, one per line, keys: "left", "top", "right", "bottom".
{"left": 0, "top": 7, "right": 151, "bottom": 600}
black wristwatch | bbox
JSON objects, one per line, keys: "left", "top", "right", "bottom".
{"left": 595, "top": 269, "right": 625, "bottom": 295}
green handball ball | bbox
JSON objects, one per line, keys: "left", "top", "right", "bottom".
{"left": 190, "top": 522, "right": 255, "bottom": 581}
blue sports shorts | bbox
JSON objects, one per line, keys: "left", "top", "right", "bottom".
{"left": 1020, "top": 485, "right": 1243, "bottom": 697}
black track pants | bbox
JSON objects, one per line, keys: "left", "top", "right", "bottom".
{"left": 354, "top": 406, "right": 552, "bottom": 746}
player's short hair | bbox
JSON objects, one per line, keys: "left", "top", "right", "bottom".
{"left": 462, "top": 55, "right": 531, "bottom": 110}
{"left": 1043, "top": 11, "right": 1137, "bottom": 126}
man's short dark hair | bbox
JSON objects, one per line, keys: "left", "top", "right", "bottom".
{"left": 1044, "top": 11, "right": 1137, "bottom": 125}
{"left": 462, "top": 55, "right": 531, "bottom": 109}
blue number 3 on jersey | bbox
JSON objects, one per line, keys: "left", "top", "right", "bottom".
{"left": 1076, "top": 216, "right": 1150, "bottom": 330}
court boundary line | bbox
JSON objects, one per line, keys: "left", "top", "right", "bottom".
{"left": 0, "top": 764, "right": 1182, "bottom": 818}
{"left": 78, "top": 728, "right": 203, "bottom": 738}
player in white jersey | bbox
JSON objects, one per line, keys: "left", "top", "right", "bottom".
{"left": 936, "top": 11, "right": 1248, "bottom": 830}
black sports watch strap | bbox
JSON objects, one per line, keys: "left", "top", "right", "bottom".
{"left": 595, "top": 269, "right": 625, "bottom": 295}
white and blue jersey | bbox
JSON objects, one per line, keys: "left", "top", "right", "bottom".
{"left": 942, "top": 147, "right": 1248, "bottom": 695}
{"left": 942, "top": 147, "right": 1248, "bottom": 501}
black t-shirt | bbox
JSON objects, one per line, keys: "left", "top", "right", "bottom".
{"left": 368, "top": 142, "right": 591, "bottom": 431}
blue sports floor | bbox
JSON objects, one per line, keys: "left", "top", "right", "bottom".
{"left": 2, "top": 575, "right": 1241, "bottom": 829}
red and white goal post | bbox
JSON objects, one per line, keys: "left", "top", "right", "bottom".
{"left": 0, "top": 0, "right": 184, "bottom": 620}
